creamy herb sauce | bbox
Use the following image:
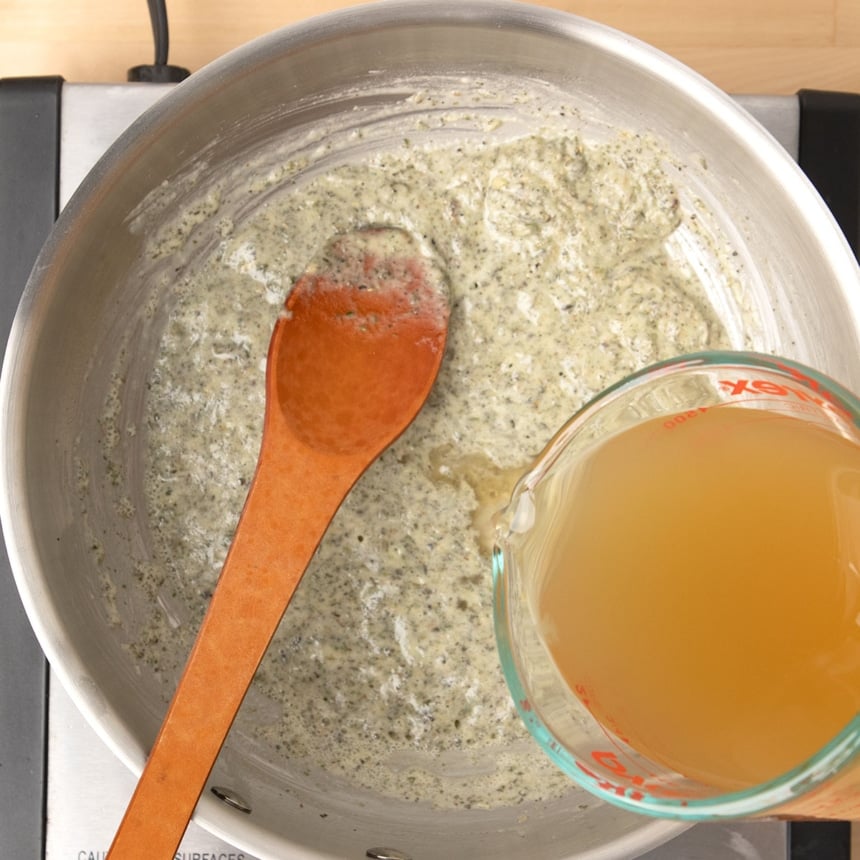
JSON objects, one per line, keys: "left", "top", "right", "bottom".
{"left": 133, "top": 127, "right": 735, "bottom": 808}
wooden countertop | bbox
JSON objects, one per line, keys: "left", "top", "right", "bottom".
{"left": 2, "top": 0, "right": 860, "bottom": 95}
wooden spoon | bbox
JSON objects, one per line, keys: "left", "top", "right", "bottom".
{"left": 107, "top": 226, "right": 450, "bottom": 859}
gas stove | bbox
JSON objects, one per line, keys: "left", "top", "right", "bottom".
{"left": 1, "top": 79, "right": 857, "bottom": 860}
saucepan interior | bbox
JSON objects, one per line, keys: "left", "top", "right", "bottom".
{"left": 3, "top": 2, "right": 860, "bottom": 858}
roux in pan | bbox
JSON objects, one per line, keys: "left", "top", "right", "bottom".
{"left": 132, "top": 129, "right": 736, "bottom": 809}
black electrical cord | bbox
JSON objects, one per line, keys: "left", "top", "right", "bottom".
{"left": 128, "top": 0, "right": 191, "bottom": 83}
{"left": 148, "top": 0, "right": 169, "bottom": 67}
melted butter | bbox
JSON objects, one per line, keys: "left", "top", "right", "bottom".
{"left": 428, "top": 444, "right": 527, "bottom": 557}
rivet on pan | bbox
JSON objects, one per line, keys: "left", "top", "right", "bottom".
{"left": 366, "top": 849, "right": 413, "bottom": 860}
{"left": 210, "top": 785, "right": 252, "bottom": 814}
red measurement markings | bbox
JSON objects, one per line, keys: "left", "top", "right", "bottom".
{"left": 570, "top": 685, "right": 686, "bottom": 803}
{"left": 663, "top": 407, "right": 710, "bottom": 430}
{"left": 720, "top": 377, "right": 851, "bottom": 418}
{"left": 578, "top": 751, "right": 690, "bottom": 802}
{"left": 774, "top": 360, "right": 853, "bottom": 419}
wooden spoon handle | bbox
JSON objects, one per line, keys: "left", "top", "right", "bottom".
{"left": 107, "top": 439, "right": 361, "bottom": 859}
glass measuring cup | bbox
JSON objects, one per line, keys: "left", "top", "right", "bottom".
{"left": 493, "top": 351, "right": 860, "bottom": 820}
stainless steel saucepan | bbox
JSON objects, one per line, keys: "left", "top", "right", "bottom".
{"left": 3, "top": 2, "right": 859, "bottom": 858}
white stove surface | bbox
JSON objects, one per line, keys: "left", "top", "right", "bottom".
{"left": 49, "top": 83, "right": 792, "bottom": 860}
{"left": 52, "top": 82, "right": 260, "bottom": 860}
{"left": 48, "top": 682, "right": 254, "bottom": 859}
